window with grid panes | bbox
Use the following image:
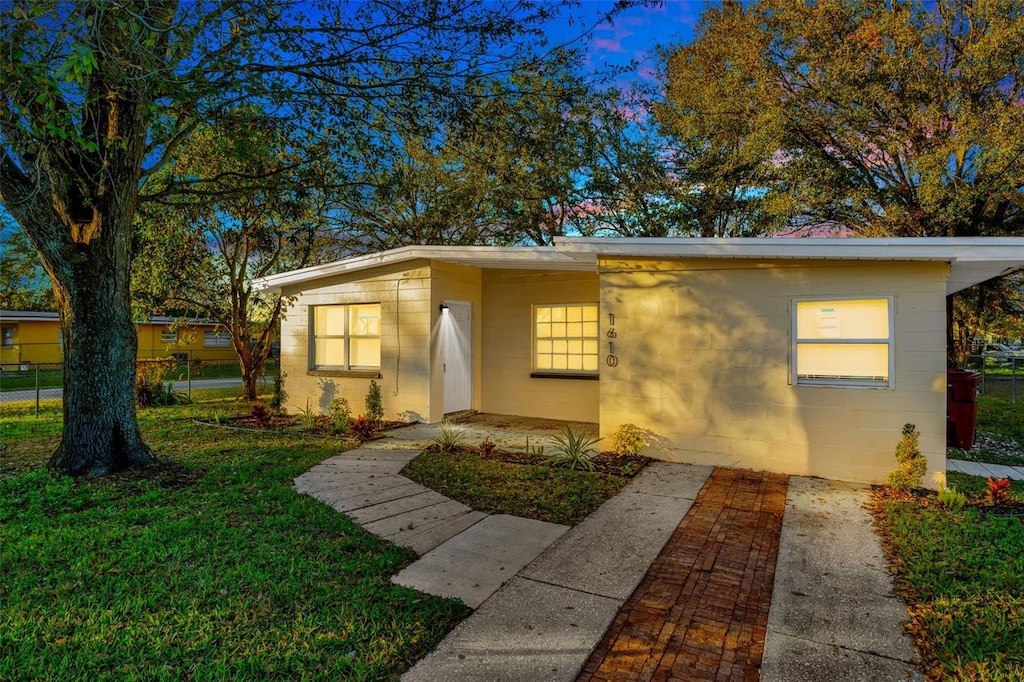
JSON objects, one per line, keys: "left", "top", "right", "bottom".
{"left": 311, "top": 304, "right": 381, "bottom": 370}
{"left": 534, "top": 303, "right": 599, "bottom": 374}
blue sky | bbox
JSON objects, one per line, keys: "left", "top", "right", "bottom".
{"left": 546, "top": 1, "right": 705, "bottom": 88}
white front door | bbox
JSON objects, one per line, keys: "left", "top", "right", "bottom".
{"left": 442, "top": 301, "right": 472, "bottom": 414}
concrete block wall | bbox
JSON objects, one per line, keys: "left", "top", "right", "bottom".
{"left": 279, "top": 261, "right": 433, "bottom": 423}
{"left": 480, "top": 269, "right": 600, "bottom": 423}
{"left": 598, "top": 258, "right": 950, "bottom": 486}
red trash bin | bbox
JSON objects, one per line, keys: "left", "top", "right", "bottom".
{"left": 947, "top": 369, "right": 981, "bottom": 449}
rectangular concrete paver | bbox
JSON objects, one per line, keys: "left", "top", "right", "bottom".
{"left": 402, "top": 577, "right": 622, "bottom": 682}
{"left": 364, "top": 499, "right": 476, "bottom": 538}
{"left": 347, "top": 490, "right": 453, "bottom": 524}
{"left": 393, "top": 510, "right": 489, "bottom": 556}
{"left": 578, "top": 468, "right": 789, "bottom": 681}
{"left": 521, "top": 462, "right": 711, "bottom": 601}
{"left": 393, "top": 514, "right": 569, "bottom": 608}
{"left": 761, "top": 477, "right": 922, "bottom": 681}
{"left": 329, "top": 482, "right": 430, "bottom": 513}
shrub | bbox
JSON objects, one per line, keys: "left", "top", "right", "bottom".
{"left": 987, "top": 477, "right": 1012, "bottom": 505}
{"left": 937, "top": 485, "right": 967, "bottom": 512}
{"left": 136, "top": 358, "right": 182, "bottom": 407}
{"left": 887, "top": 423, "right": 926, "bottom": 491}
{"left": 349, "top": 415, "right": 376, "bottom": 441}
{"left": 524, "top": 436, "right": 544, "bottom": 458}
{"left": 269, "top": 371, "right": 287, "bottom": 410}
{"left": 611, "top": 423, "right": 646, "bottom": 456}
{"left": 542, "top": 426, "right": 601, "bottom": 472}
{"left": 295, "top": 398, "right": 318, "bottom": 429}
{"left": 432, "top": 419, "right": 464, "bottom": 452}
{"left": 365, "top": 380, "right": 384, "bottom": 426}
{"left": 327, "top": 397, "right": 351, "bottom": 435}
{"left": 250, "top": 403, "right": 272, "bottom": 426}
{"left": 478, "top": 439, "right": 496, "bottom": 457}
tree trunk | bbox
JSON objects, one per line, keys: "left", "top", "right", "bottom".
{"left": 50, "top": 274, "right": 154, "bottom": 475}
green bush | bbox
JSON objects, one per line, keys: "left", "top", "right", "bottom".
{"left": 887, "top": 423, "right": 926, "bottom": 491}
{"left": 432, "top": 419, "right": 464, "bottom": 452}
{"left": 937, "top": 485, "right": 967, "bottom": 512}
{"left": 327, "top": 397, "right": 351, "bottom": 435}
{"left": 611, "top": 423, "right": 646, "bottom": 456}
{"left": 365, "top": 380, "right": 384, "bottom": 425}
{"left": 543, "top": 426, "right": 601, "bottom": 472}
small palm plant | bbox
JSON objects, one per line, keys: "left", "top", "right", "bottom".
{"left": 432, "top": 419, "right": 465, "bottom": 452}
{"left": 542, "top": 426, "right": 601, "bottom": 471}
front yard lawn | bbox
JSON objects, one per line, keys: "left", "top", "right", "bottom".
{"left": 949, "top": 395, "right": 1024, "bottom": 467}
{"left": 401, "top": 448, "right": 630, "bottom": 526}
{"left": 873, "top": 475, "right": 1024, "bottom": 680}
{"left": 0, "top": 400, "right": 468, "bottom": 681}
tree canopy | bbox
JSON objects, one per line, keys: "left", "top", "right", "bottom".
{"left": 0, "top": 0, "right": 637, "bottom": 475}
{"left": 657, "top": 0, "right": 1024, "bottom": 238}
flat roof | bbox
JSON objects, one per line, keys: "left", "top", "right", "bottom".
{"left": 0, "top": 311, "right": 220, "bottom": 326}
{"left": 254, "top": 237, "right": 1024, "bottom": 295}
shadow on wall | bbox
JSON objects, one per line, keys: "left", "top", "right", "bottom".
{"left": 317, "top": 378, "right": 337, "bottom": 414}
{"left": 603, "top": 264, "right": 810, "bottom": 475}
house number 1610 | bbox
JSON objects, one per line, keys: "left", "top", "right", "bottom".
{"left": 606, "top": 313, "right": 619, "bottom": 367}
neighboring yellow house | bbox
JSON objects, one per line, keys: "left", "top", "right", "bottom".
{"left": 255, "top": 237, "right": 1024, "bottom": 487}
{"left": 0, "top": 311, "right": 235, "bottom": 366}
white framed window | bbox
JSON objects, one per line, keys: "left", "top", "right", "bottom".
{"left": 160, "top": 329, "right": 178, "bottom": 343}
{"left": 204, "top": 331, "right": 232, "bottom": 348}
{"left": 1, "top": 326, "right": 14, "bottom": 347}
{"left": 311, "top": 303, "right": 381, "bottom": 370}
{"left": 793, "top": 297, "right": 893, "bottom": 388}
{"left": 534, "top": 303, "right": 599, "bottom": 374}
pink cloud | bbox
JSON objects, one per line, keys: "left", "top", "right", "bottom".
{"left": 593, "top": 36, "right": 627, "bottom": 53}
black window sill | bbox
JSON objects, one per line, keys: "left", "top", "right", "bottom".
{"left": 530, "top": 372, "right": 599, "bottom": 381}
{"left": 308, "top": 369, "right": 382, "bottom": 379}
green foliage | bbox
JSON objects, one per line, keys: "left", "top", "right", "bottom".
{"left": 431, "top": 420, "right": 465, "bottom": 453}
{"left": 0, "top": 218, "right": 54, "bottom": 312}
{"left": 365, "top": 380, "right": 384, "bottom": 426}
{"left": 295, "top": 398, "right": 318, "bottom": 430}
{"left": 524, "top": 435, "right": 545, "bottom": 458}
{"left": 887, "top": 423, "right": 927, "bottom": 491}
{"left": 269, "top": 371, "right": 287, "bottom": 411}
{"left": 402, "top": 449, "right": 628, "bottom": 526}
{"left": 327, "top": 397, "right": 351, "bottom": 435}
{"left": 611, "top": 423, "right": 646, "bottom": 457}
{"left": 135, "top": 359, "right": 189, "bottom": 408}
{"left": 0, "top": 400, "right": 468, "bottom": 679}
{"left": 937, "top": 486, "right": 967, "bottom": 513}
{"left": 878, "top": 494, "right": 1024, "bottom": 678}
{"left": 542, "top": 426, "right": 601, "bottom": 472}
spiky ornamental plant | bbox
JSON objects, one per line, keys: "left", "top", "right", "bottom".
{"left": 887, "top": 423, "right": 927, "bottom": 491}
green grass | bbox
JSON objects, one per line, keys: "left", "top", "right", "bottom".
{"left": 0, "top": 400, "right": 468, "bottom": 681}
{"left": 951, "top": 396, "right": 1024, "bottom": 467}
{"left": 875, "top": 479, "right": 1024, "bottom": 680}
{"left": 977, "top": 395, "right": 1024, "bottom": 444}
{"left": 401, "top": 448, "right": 628, "bottom": 526}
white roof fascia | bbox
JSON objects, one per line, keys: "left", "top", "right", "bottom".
{"left": 254, "top": 245, "right": 587, "bottom": 293}
{"left": 553, "top": 237, "right": 1024, "bottom": 294}
{"left": 0, "top": 310, "right": 60, "bottom": 322}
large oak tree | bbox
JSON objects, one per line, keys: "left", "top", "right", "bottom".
{"left": 0, "top": 0, "right": 620, "bottom": 475}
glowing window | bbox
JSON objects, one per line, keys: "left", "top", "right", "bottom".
{"left": 793, "top": 298, "right": 893, "bottom": 387}
{"left": 534, "top": 304, "right": 599, "bottom": 374}
{"left": 311, "top": 304, "right": 381, "bottom": 370}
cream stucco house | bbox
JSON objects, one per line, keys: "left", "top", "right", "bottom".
{"left": 255, "top": 237, "right": 1024, "bottom": 486}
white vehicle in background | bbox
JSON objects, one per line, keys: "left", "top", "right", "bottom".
{"left": 981, "top": 343, "right": 1024, "bottom": 366}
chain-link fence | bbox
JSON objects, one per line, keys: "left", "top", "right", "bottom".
{"left": 1, "top": 347, "right": 280, "bottom": 412}
{"left": 964, "top": 355, "right": 1023, "bottom": 403}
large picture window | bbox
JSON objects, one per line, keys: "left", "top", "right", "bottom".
{"left": 204, "top": 331, "right": 232, "bottom": 348}
{"left": 312, "top": 303, "right": 381, "bottom": 370}
{"left": 534, "top": 303, "right": 599, "bottom": 374}
{"left": 793, "top": 297, "right": 893, "bottom": 387}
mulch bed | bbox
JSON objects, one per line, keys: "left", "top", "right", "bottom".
{"left": 197, "top": 414, "right": 406, "bottom": 439}
{"left": 872, "top": 485, "right": 1024, "bottom": 518}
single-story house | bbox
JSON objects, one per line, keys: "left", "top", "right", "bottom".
{"left": 0, "top": 310, "right": 234, "bottom": 367}
{"left": 254, "top": 237, "right": 1024, "bottom": 486}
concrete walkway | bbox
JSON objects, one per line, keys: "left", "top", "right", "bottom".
{"left": 293, "top": 438, "right": 922, "bottom": 681}
{"left": 948, "top": 457, "right": 1024, "bottom": 481}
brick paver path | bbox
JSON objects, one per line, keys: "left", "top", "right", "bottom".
{"left": 578, "top": 468, "right": 789, "bottom": 682}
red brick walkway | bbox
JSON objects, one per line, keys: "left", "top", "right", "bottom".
{"left": 578, "top": 468, "right": 789, "bottom": 682}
